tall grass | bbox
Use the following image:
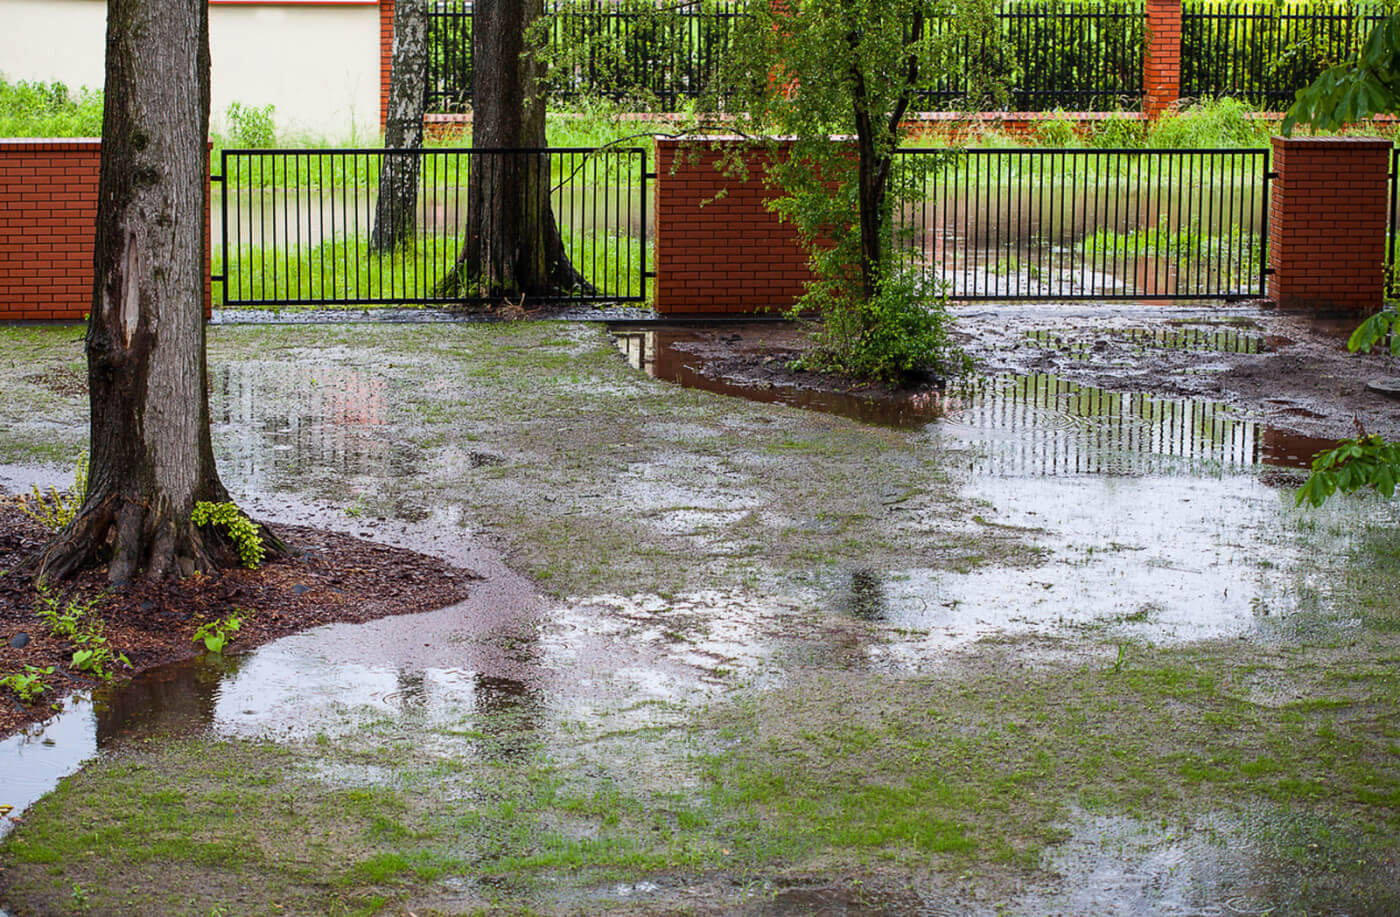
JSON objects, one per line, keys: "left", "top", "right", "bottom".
{"left": 0, "top": 76, "right": 103, "bottom": 137}
{"left": 214, "top": 230, "right": 648, "bottom": 307}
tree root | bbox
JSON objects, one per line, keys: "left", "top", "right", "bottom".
{"left": 29, "top": 492, "right": 286, "bottom": 586}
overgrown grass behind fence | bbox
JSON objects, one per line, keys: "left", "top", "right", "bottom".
{"left": 214, "top": 230, "right": 648, "bottom": 307}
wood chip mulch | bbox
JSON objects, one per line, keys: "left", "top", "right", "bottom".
{"left": 0, "top": 493, "right": 478, "bottom": 740}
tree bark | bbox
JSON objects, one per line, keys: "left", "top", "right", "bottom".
{"left": 372, "top": 0, "right": 429, "bottom": 252}
{"left": 34, "top": 0, "right": 274, "bottom": 584}
{"left": 435, "top": 0, "right": 591, "bottom": 302}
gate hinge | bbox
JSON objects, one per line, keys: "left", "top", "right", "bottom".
{"left": 1264, "top": 171, "right": 1280, "bottom": 180}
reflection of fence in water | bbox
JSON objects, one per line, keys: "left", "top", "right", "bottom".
{"left": 942, "top": 373, "right": 1264, "bottom": 475}
{"left": 211, "top": 363, "right": 392, "bottom": 489}
{"left": 216, "top": 147, "right": 648, "bottom": 307}
{"left": 894, "top": 148, "right": 1269, "bottom": 301}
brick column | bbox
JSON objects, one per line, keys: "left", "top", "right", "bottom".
{"left": 1143, "top": 0, "right": 1181, "bottom": 122}
{"left": 1268, "top": 136, "right": 1392, "bottom": 314}
{"left": 379, "top": 0, "right": 395, "bottom": 135}
{"left": 653, "top": 137, "right": 813, "bottom": 315}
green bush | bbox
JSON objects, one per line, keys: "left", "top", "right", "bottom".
{"left": 191, "top": 501, "right": 265, "bottom": 569}
{"left": 1148, "top": 98, "right": 1271, "bottom": 148}
{"left": 225, "top": 101, "right": 276, "bottom": 149}
{"left": 800, "top": 268, "right": 971, "bottom": 384}
{"left": 0, "top": 76, "right": 103, "bottom": 137}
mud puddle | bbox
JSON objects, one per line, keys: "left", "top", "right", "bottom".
{"left": 613, "top": 324, "right": 1335, "bottom": 469}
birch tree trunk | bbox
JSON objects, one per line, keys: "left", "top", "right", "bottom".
{"left": 35, "top": 0, "right": 274, "bottom": 584}
{"left": 372, "top": 0, "right": 429, "bottom": 252}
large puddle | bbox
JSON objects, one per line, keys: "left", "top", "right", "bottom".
{"left": 0, "top": 319, "right": 1379, "bottom": 910}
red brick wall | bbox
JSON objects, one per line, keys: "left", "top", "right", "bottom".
{"left": 0, "top": 139, "right": 212, "bottom": 323}
{"left": 1144, "top": 0, "right": 1181, "bottom": 122}
{"left": 380, "top": 0, "right": 395, "bottom": 134}
{"left": 1268, "top": 136, "right": 1392, "bottom": 314}
{"left": 654, "top": 137, "right": 813, "bottom": 315}
{"left": 0, "top": 139, "right": 101, "bottom": 321}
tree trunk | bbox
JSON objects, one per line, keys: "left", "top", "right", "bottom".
{"left": 435, "top": 0, "right": 591, "bottom": 302}
{"left": 372, "top": 0, "right": 429, "bottom": 252}
{"left": 34, "top": 0, "right": 274, "bottom": 584}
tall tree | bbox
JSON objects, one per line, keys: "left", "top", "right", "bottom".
{"left": 715, "top": 0, "right": 1005, "bottom": 381}
{"left": 435, "top": 0, "right": 589, "bottom": 301}
{"left": 372, "top": 0, "right": 429, "bottom": 252}
{"left": 35, "top": 0, "right": 268, "bottom": 583}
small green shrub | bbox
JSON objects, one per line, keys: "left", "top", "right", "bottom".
{"left": 0, "top": 666, "right": 54, "bottom": 705}
{"left": 35, "top": 587, "right": 128, "bottom": 682}
{"left": 798, "top": 268, "right": 972, "bottom": 384}
{"left": 0, "top": 76, "right": 103, "bottom": 137}
{"left": 35, "top": 586, "right": 98, "bottom": 640}
{"left": 20, "top": 457, "right": 87, "bottom": 531}
{"left": 1033, "top": 115, "right": 1081, "bottom": 148}
{"left": 1088, "top": 115, "right": 1147, "bottom": 148}
{"left": 192, "top": 614, "right": 243, "bottom": 655}
{"left": 191, "top": 501, "right": 265, "bottom": 569}
{"left": 1148, "top": 98, "right": 1270, "bottom": 148}
{"left": 225, "top": 101, "right": 276, "bottom": 148}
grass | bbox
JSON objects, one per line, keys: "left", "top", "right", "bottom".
{"left": 0, "top": 76, "right": 102, "bottom": 137}
{"left": 214, "top": 229, "right": 649, "bottom": 306}
{"left": 3, "top": 323, "right": 1400, "bottom": 912}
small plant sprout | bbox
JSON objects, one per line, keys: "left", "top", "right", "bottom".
{"left": 0, "top": 666, "right": 55, "bottom": 704}
{"left": 191, "top": 501, "right": 265, "bottom": 569}
{"left": 20, "top": 456, "right": 87, "bottom": 531}
{"left": 192, "top": 614, "right": 243, "bottom": 655}
{"left": 34, "top": 587, "right": 129, "bottom": 682}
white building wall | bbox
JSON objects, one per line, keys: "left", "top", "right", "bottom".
{"left": 0, "top": 0, "right": 381, "bottom": 142}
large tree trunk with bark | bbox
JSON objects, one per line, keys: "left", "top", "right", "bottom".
{"left": 435, "top": 0, "right": 591, "bottom": 303}
{"left": 372, "top": 0, "right": 429, "bottom": 252}
{"left": 34, "top": 0, "right": 273, "bottom": 584}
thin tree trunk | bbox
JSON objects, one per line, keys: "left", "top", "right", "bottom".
{"left": 436, "top": 0, "right": 592, "bottom": 303}
{"left": 34, "top": 0, "right": 277, "bottom": 584}
{"left": 372, "top": 0, "right": 429, "bottom": 252}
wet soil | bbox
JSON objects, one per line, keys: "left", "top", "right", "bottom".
{"left": 0, "top": 491, "right": 477, "bottom": 741}
{"left": 630, "top": 306, "right": 1400, "bottom": 443}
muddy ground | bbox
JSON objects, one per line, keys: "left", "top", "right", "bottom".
{"left": 663, "top": 304, "right": 1400, "bottom": 443}
{"left": 0, "top": 495, "right": 476, "bottom": 739}
{"left": 0, "top": 312, "right": 1397, "bottom": 916}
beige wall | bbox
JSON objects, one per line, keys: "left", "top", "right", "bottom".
{"left": 0, "top": 0, "right": 381, "bottom": 141}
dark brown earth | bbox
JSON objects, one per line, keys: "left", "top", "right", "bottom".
{"left": 0, "top": 492, "right": 477, "bottom": 740}
{"left": 652, "top": 307, "right": 1400, "bottom": 442}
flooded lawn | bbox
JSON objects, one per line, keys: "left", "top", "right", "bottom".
{"left": 1, "top": 315, "right": 1398, "bottom": 915}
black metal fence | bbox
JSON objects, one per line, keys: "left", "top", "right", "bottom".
{"left": 923, "top": 0, "right": 1145, "bottom": 111}
{"left": 1182, "top": 0, "right": 1391, "bottom": 109}
{"left": 427, "top": 0, "right": 745, "bottom": 113}
{"left": 212, "top": 146, "right": 649, "bottom": 308}
{"left": 894, "top": 147, "right": 1270, "bottom": 300}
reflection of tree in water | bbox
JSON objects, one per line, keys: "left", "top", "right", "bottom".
{"left": 846, "top": 567, "right": 888, "bottom": 622}
{"left": 95, "top": 656, "right": 244, "bottom": 747}
{"left": 209, "top": 363, "right": 407, "bottom": 491}
{"left": 472, "top": 673, "right": 544, "bottom": 761}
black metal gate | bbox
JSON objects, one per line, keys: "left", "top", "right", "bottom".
{"left": 211, "top": 146, "right": 650, "bottom": 309}
{"left": 894, "top": 147, "right": 1271, "bottom": 301}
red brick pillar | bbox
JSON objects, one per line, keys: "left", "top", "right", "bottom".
{"left": 1143, "top": 0, "right": 1181, "bottom": 122}
{"left": 379, "top": 0, "right": 395, "bottom": 135}
{"left": 653, "top": 138, "right": 813, "bottom": 315}
{"left": 1268, "top": 136, "right": 1392, "bottom": 314}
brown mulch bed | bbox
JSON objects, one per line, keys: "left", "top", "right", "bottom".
{"left": 0, "top": 491, "right": 477, "bottom": 741}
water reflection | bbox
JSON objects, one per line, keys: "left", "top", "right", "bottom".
{"left": 1023, "top": 326, "right": 1272, "bottom": 356}
{"left": 614, "top": 327, "right": 1335, "bottom": 471}
{"left": 210, "top": 361, "right": 405, "bottom": 490}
